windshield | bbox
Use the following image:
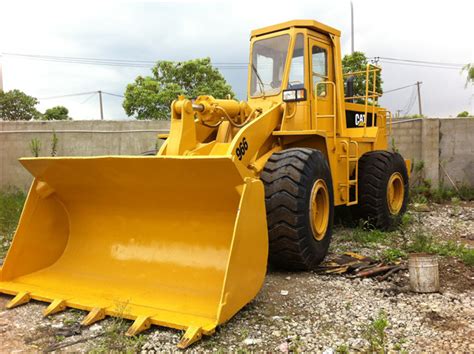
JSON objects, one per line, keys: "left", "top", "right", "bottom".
{"left": 250, "top": 34, "right": 290, "bottom": 97}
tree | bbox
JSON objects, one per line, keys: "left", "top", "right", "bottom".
{"left": 342, "top": 52, "right": 383, "bottom": 104}
{"left": 462, "top": 63, "right": 473, "bottom": 87}
{"left": 123, "top": 58, "right": 235, "bottom": 120}
{"left": 0, "top": 89, "right": 41, "bottom": 121}
{"left": 43, "top": 106, "right": 69, "bottom": 120}
{"left": 457, "top": 111, "right": 471, "bottom": 118}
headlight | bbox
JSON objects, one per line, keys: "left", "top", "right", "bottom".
{"left": 282, "top": 88, "right": 306, "bottom": 102}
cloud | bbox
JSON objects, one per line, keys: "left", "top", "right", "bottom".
{"left": 1, "top": 0, "right": 472, "bottom": 119}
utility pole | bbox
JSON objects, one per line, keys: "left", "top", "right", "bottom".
{"left": 98, "top": 90, "right": 104, "bottom": 120}
{"left": 416, "top": 81, "right": 423, "bottom": 116}
{"left": 351, "top": 1, "right": 355, "bottom": 53}
{"left": 396, "top": 109, "right": 402, "bottom": 118}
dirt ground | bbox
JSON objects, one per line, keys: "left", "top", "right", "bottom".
{"left": 0, "top": 202, "right": 473, "bottom": 352}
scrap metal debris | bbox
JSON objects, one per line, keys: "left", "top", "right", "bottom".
{"left": 315, "top": 252, "right": 405, "bottom": 281}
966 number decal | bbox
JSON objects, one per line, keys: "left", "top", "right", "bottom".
{"left": 235, "top": 137, "right": 248, "bottom": 160}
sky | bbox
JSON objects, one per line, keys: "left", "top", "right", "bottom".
{"left": 1, "top": 0, "right": 473, "bottom": 120}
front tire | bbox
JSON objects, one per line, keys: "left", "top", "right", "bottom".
{"left": 261, "top": 148, "right": 334, "bottom": 270}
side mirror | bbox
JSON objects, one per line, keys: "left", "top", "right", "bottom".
{"left": 282, "top": 88, "right": 307, "bottom": 102}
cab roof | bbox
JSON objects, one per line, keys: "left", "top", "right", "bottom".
{"left": 250, "top": 19, "right": 341, "bottom": 38}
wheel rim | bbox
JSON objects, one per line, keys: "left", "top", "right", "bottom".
{"left": 309, "top": 179, "right": 330, "bottom": 241}
{"left": 387, "top": 172, "right": 404, "bottom": 215}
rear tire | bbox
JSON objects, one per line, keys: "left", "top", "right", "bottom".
{"left": 261, "top": 148, "right": 334, "bottom": 270}
{"left": 355, "top": 151, "right": 409, "bottom": 230}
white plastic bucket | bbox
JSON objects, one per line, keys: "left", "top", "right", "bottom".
{"left": 408, "top": 253, "right": 439, "bottom": 293}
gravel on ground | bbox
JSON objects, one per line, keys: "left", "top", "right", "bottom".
{"left": 0, "top": 202, "right": 473, "bottom": 352}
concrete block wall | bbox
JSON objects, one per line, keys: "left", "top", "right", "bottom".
{"left": 0, "top": 118, "right": 472, "bottom": 191}
{"left": 421, "top": 119, "right": 440, "bottom": 186}
{"left": 389, "top": 119, "right": 422, "bottom": 164}
{"left": 0, "top": 120, "right": 169, "bottom": 190}
{"left": 388, "top": 118, "right": 474, "bottom": 188}
{"left": 439, "top": 119, "right": 474, "bottom": 187}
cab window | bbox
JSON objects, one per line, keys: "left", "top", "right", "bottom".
{"left": 312, "top": 46, "right": 327, "bottom": 97}
{"left": 250, "top": 35, "right": 290, "bottom": 97}
{"left": 288, "top": 34, "right": 305, "bottom": 89}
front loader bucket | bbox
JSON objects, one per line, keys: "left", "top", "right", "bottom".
{"left": 0, "top": 156, "right": 268, "bottom": 347}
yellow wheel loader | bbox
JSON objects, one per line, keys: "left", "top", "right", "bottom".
{"left": 0, "top": 20, "right": 409, "bottom": 348}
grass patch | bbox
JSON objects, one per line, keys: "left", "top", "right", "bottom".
{"left": 406, "top": 231, "right": 474, "bottom": 266}
{"left": 92, "top": 303, "right": 147, "bottom": 352}
{"left": 410, "top": 180, "right": 474, "bottom": 203}
{"left": 363, "top": 310, "right": 389, "bottom": 353}
{"left": 382, "top": 248, "right": 407, "bottom": 262}
{"left": 0, "top": 187, "right": 26, "bottom": 259}
{"left": 351, "top": 227, "right": 388, "bottom": 245}
{"left": 335, "top": 344, "right": 349, "bottom": 353}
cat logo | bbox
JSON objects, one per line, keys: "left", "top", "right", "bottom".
{"left": 355, "top": 113, "right": 365, "bottom": 127}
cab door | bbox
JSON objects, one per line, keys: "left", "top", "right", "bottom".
{"left": 308, "top": 35, "right": 334, "bottom": 131}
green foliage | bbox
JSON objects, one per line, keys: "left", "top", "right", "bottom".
{"left": 457, "top": 185, "right": 474, "bottom": 201}
{"left": 342, "top": 52, "right": 382, "bottom": 104}
{"left": 0, "top": 187, "right": 26, "bottom": 259}
{"left": 123, "top": 58, "right": 235, "bottom": 120}
{"left": 92, "top": 303, "right": 147, "bottom": 352}
{"left": 382, "top": 248, "right": 407, "bottom": 262}
{"left": 410, "top": 172, "right": 473, "bottom": 203}
{"left": 456, "top": 111, "right": 471, "bottom": 118}
{"left": 414, "top": 160, "right": 425, "bottom": 174}
{"left": 401, "top": 114, "right": 425, "bottom": 119}
{"left": 0, "top": 89, "right": 41, "bottom": 121}
{"left": 352, "top": 226, "right": 387, "bottom": 245}
{"left": 51, "top": 130, "right": 59, "bottom": 156}
{"left": 43, "top": 105, "right": 69, "bottom": 120}
{"left": 364, "top": 310, "right": 389, "bottom": 353}
{"left": 431, "top": 186, "right": 456, "bottom": 203}
{"left": 29, "top": 138, "right": 41, "bottom": 157}
{"left": 406, "top": 231, "right": 474, "bottom": 266}
{"left": 390, "top": 137, "right": 398, "bottom": 153}
{"left": 462, "top": 63, "right": 473, "bottom": 87}
{"left": 407, "top": 230, "right": 433, "bottom": 253}
{"left": 335, "top": 344, "right": 349, "bottom": 353}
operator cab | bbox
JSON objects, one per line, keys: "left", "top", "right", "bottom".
{"left": 248, "top": 20, "right": 339, "bottom": 131}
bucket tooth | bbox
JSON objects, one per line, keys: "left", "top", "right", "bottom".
{"left": 125, "top": 316, "right": 151, "bottom": 336}
{"left": 81, "top": 307, "right": 106, "bottom": 326}
{"left": 177, "top": 326, "right": 203, "bottom": 349}
{"left": 43, "top": 299, "right": 67, "bottom": 317}
{"left": 6, "top": 292, "right": 31, "bottom": 309}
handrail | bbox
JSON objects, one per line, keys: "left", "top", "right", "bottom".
{"left": 343, "top": 64, "right": 381, "bottom": 136}
{"left": 377, "top": 108, "right": 393, "bottom": 137}
{"left": 343, "top": 67, "right": 380, "bottom": 77}
{"left": 314, "top": 81, "right": 336, "bottom": 147}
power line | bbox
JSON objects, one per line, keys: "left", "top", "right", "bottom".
{"left": 39, "top": 91, "right": 97, "bottom": 100}
{"left": 377, "top": 59, "right": 463, "bottom": 70}
{"left": 80, "top": 92, "right": 97, "bottom": 104}
{"left": 102, "top": 91, "right": 124, "bottom": 98}
{"left": 4, "top": 52, "right": 467, "bottom": 72}
{"left": 376, "top": 56, "right": 463, "bottom": 67}
{"left": 3, "top": 52, "right": 248, "bottom": 65}
{"left": 401, "top": 86, "right": 417, "bottom": 116}
{"left": 380, "top": 61, "right": 463, "bottom": 70}
{"left": 383, "top": 83, "right": 418, "bottom": 94}
{"left": 39, "top": 90, "right": 125, "bottom": 100}
{"left": 2, "top": 52, "right": 248, "bottom": 69}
